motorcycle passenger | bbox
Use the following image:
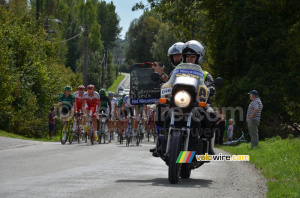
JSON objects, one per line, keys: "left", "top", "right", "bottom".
{"left": 152, "top": 42, "right": 185, "bottom": 82}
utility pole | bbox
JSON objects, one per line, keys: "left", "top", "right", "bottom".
{"left": 36, "top": 0, "right": 39, "bottom": 21}
{"left": 83, "top": 25, "right": 89, "bottom": 87}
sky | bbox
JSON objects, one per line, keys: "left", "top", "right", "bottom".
{"left": 110, "top": 0, "right": 148, "bottom": 39}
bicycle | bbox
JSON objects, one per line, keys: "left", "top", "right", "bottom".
{"left": 70, "top": 112, "right": 84, "bottom": 144}
{"left": 98, "top": 112, "right": 108, "bottom": 144}
{"left": 223, "top": 131, "right": 247, "bottom": 146}
{"left": 86, "top": 113, "right": 95, "bottom": 145}
{"left": 60, "top": 114, "right": 73, "bottom": 145}
{"left": 125, "top": 116, "right": 133, "bottom": 147}
{"left": 135, "top": 115, "right": 144, "bottom": 146}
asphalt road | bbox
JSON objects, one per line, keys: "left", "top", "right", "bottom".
{"left": 116, "top": 72, "right": 130, "bottom": 92}
{"left": 0, "top": 136, "right": 267, "bottom": 198}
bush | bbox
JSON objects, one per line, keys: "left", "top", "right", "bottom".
{"left": 0, "top": 7, "right": 81, "bottom": 137}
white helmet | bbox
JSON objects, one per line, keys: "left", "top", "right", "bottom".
{"left": 167, "top": 42, "right": 184, "bottom": 66}
{"left": 182, "top": 40, "right": 205, "bottom": 64}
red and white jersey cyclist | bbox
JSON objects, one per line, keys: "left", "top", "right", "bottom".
{"left": 74, "top": 85, "right": 86, "bottom": 113}
{"left": 83, "top": 85, "right": 100, "bottom": 118}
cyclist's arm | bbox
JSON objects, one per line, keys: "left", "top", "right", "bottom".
{"left": 114, "top": 102, "right": 117, "bottom": 118}
{"left": 108, "top": 100, "right": 112, "bottom": 115}
{"left": 73, "top": 101, "right": 77, "bottom": 112}
{"left": 57, "top": 102, "right": 62, "bottom": 113}
{"left": 83, "top": 100, "right": 87, "bottom": 115}
{"left": 122, "top": 101, "right": 125, "bottom": 115}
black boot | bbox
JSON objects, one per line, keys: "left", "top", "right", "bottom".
{"left": 150, "top": 147, "right": 159, "bottom": 157}
{"left": 208, "top": 139, "right": 215, "bottom": 155}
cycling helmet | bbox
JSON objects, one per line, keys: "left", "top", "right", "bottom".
{"left": 99, "top": 88, "right": 106, "bottom": 95}
{"left": 87, "top": 84, "right": 95, "bottom": 92}
{"left": 167, "top": 42, "right": 184, "bottom": 66}
{"left": 108, "top": 91, "right": 114, "bottom": 96}
{"left": 64, "top": 86, "right": 72, "bottom": 91}
{"left": 182, "top": 40, "right": 205, "bottom": 64}
{"left": 78, "top": 85, "right": 85, "bottom": 91}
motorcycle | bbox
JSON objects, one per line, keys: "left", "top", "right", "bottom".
{"left": 151, "top": 63, "right": 223, "bottom": 184}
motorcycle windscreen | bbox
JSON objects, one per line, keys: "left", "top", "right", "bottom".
{"left": 161, "top": 63, "right": 208, "bottom": 102}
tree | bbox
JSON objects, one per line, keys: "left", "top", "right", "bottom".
{"left": 134, "top": 0, "right": 300, "bottom": 138}
{"left": 125, "top": 11, "right": 161, "bottom": 64}
{"left": 0, "top": 7, "right": 81, "bottom": 137}
{"left": 151, "top": 23, "right": 178, "bottom": 75}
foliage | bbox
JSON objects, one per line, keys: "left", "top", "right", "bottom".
{"left": 107, "top": 74, "right": 125, "bottom": 94}
{"left": 133, "top": 0, "right": 300, "bottom": 138}
{"left": 125, "top": 11, "right": 161, "bottom": 63}
{"left": 151, "top": 23, "right": 178, "bottom": 75}
{"left": 0, "top": 7, "right": 81, "bottom": 137}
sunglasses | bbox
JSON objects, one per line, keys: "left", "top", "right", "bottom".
{"left": 186, "top": 55, "right": 197, "bottom": 58}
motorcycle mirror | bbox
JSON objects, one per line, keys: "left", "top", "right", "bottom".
{"left": 214, "top": 77, "right": 224, "bottom": 88}
{"left": 151, "top": 72, "right": 161, "bottom": 82}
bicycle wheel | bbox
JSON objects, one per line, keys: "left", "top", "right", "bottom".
{"left": 147, "top": 128, "right": 150, "bottom": 142}
{"left": 153, "top": 131, "right": 157, "bottom": 143}
{"left": 69, "top": 122, "right": 74, "bottom": 144}
{"left": 60, "top": 121, "right": 68, "bottom": 145}
{"left": 90, "top": 123, "right": 94, "bottom": 145}
{"left": 84, "top": 131, "right": 88, "bottom": 143}
{"left": 136, "top": 133, "right": 140, "bottom": 146}
{"left": 120, "top": 133, "right": 123, "bottom": 144}
{"left": 126, "top": 135, "right": 129, "bottom": 147}
{"left": 109, "top": 131, "right": 112, "bottom": 143}
{"left": 77, "top": 118, "right": 81, "bottom": 144}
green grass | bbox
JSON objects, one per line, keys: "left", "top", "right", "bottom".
{"left": 107, "top": 74, "right": 125, "bottom": 94}
{"left": 0, "top": 130, "right": 61, "bottom": 142}
{"left": 220, "top": 136, "right": 300, "bottom": 198}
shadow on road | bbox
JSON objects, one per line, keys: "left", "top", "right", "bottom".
{"left": 115, "top": 178, "right": 213, "bottom": 188}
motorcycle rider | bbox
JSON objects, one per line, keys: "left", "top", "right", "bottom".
{"left": 152, "top": 40, "right": 218, "bottom": 156}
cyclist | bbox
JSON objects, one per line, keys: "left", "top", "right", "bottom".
{"left": 116, "top": 94, "right": 126, "bottom": 138}
{"left": 57, "top": 86, "right": 75, "bottom": 141}
{"left": 145, "top": 105, "right": 155, "bottom": 138}
{"left": 74, "top": 85, "right": 86, "bottom": 133}
{"left": 83, "top": 84, "right": 101, "bottom": 141}
{"left": 58, "top": 86, "right": 76, "bottom": 120}
{"left": 122, "top": 92, "right": 137, "bottom": 137}
{"left": 98, "top": 89, "right": 112, "bottom": 139}
{"left": 108, "top": 91, "right": 118, "bottom": 138}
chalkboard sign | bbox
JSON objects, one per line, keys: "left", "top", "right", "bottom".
{"left": 130, "top": 63, "right": 161, "bottom": 105}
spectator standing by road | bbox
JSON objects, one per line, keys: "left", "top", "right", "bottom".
{"left": 247, "top": 90, "right": 263, "bottom": 148}
{"left": 49, "top": 106, "right": 56, "bottom": 139}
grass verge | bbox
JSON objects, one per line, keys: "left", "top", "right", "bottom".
{"left": 0, "top": 130, "right": 60, "bottom": 142}
{"left": 107, "top": 74, "right": 125, "bottom": 94}
{"left": 220, "top": 136, "right": 300, "bottom": 198}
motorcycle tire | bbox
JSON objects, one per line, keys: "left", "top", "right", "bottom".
{"left": 168, "top": 130, "right": 182, "bottom": 184}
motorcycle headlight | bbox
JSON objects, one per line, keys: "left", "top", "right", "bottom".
{"left": 174, "top": 91, "right": 191, "bottom": 108}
